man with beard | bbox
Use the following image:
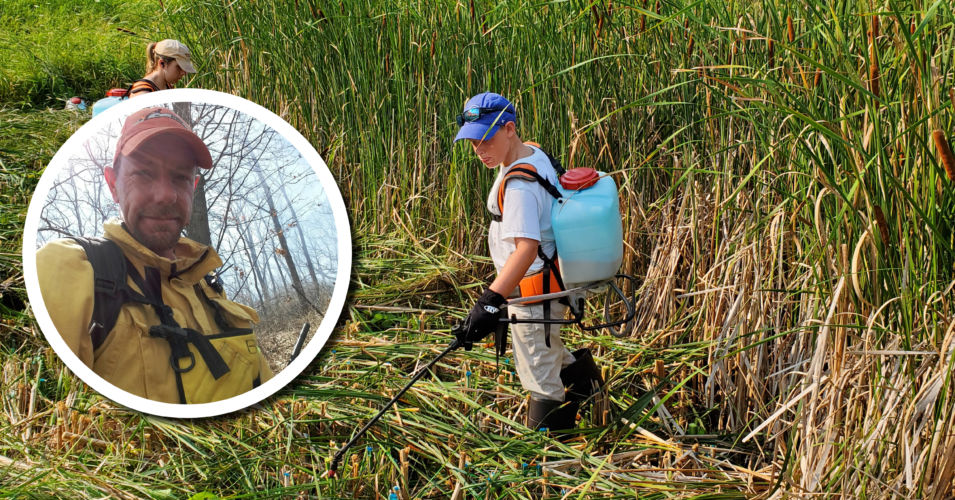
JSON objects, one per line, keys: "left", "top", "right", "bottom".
{"left": 37, "top": 107, "right": 273, "bottom": 404}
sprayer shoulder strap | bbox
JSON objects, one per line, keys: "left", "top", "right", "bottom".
{"left": 495, "top": 165, "right": 563, "bottom": 219}
{"left": 126, "top": 79, "right": 160, "bottom": 96}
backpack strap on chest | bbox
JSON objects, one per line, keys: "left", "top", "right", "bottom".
{"left": 73, "top": 236, "right": 234, "bottom": 403}
{"left": 125, "top": 78, "right": 160, "bottom": 97}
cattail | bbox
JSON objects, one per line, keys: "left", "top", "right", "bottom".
{"left": 869, "top": 37, "right": 880, "bottom": 97}
{"left": 933, "top": 130, "right": 955, "bottom": 181}
{"left": 873, "top": 206, "right": 889, "bottom": 244}
{"left": 655, "top": 0, "right": 660, "bottom": 14}
{"left": 593, "top": 5, "right": 604, "bottom": 38}
{"left": 768, "top": 39, "right": 775, "bottom": 68}
{"left": 687, "top": 34, "right": 694, "bottom": 57}
{"left": 786, "top": 15, "right": 795, "bottom": 43}
{"left": 871, "top": 15, "right": 880, "bottom": 41}
{"left": 430, "top": 30, "right": 436, "bottom": 58}
{"left": 814, "top": 67, "right": 822, "bottom": 88}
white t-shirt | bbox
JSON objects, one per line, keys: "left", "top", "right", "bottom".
{"left": 486, "top": 145, "right": 558, "bottom": 275}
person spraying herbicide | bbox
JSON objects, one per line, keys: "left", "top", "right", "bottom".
{"left": 452, "top": 91, "right": 620, "bottom": 433}
{"left": 325, "top": 93, "right": 635, "bottom": 476}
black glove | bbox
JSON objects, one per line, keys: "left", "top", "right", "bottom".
{"left": 456, "top": 289, "right": 506, "bottom": 351}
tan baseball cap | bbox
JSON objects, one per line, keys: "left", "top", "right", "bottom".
{"left": 114, "top": 107, "right": 213, "bottom": 169}
{"left": 154, "top": 39, "right": 196, "bottom": 74}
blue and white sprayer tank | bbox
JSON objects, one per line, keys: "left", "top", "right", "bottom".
{"left": 551, "top": 168, "right": 624, "bottom": 288}
{"left": 92, "top": 88, "right": 128, "bottom": 117}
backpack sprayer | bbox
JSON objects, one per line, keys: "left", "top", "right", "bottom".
{"left": 325, "top": 158, "right": 636, "bottom": 476}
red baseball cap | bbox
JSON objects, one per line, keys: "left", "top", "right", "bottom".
{"left": 113, "top": 107, "right": 213, "bottom": 169}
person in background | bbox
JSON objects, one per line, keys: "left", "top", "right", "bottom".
{"left": 128, "top": 39, "right": 196, "bottom": 97}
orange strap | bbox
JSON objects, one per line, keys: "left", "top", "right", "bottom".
{"left": 495, "top": 141, "right": 543, "bottom": 214}
{"left": 496, "top": 163, "right": 539, "bottom": 215}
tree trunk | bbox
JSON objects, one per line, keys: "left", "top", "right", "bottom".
{"left": 278, "top": 182, "right": 320, "bottom": 287}
{"left": 174, "top": 101, "right": 213, "bottom": 246}
{"left": 239, "top": 216, "right": 268, "bottom": 312}
{"left": 254, "top": 164, "right": 320, "bottom": 315}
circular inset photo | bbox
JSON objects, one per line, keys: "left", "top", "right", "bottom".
{"left": 23, "top": 89, "right": 351, "bottom": 418}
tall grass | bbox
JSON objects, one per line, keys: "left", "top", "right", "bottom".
{"left": 165, "top": 0, "right": 955, "bottom": 495}
{"left": 0, "top": 0, "right": 161, "bottom": 108}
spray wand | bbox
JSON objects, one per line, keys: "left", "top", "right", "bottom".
{"left": 325, "top": 329, "right": 464, "bottom": 477}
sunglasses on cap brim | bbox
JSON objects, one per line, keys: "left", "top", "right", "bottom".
{"left": 455, "top": 106, "right": 513, "bottom": 127}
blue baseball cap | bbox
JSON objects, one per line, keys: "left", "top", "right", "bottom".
{"left": 453, "top": 92, "right": 517, "bottom": 142}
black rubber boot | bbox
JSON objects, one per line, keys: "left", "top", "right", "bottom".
{"left": 560, "top": 348, "right": 604, "bottom": 405}
{"left": 527, "top": 398, "right": 578, "bottom": 432}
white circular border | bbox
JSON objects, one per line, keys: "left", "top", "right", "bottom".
{"left": 23, "top": 89, "right": 352, "bottom": 418}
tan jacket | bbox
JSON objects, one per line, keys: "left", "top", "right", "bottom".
{"left": 37, "top": 220, "right": 273, "bottom": 404}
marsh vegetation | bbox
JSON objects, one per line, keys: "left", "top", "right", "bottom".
{"left": 1, "top": 0, "right": 954, "bottom": 497}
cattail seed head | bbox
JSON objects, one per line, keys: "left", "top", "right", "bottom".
{"left": 933, "top": 130, "right": 955, "bottom": 181}
{"left": 768, "top": 39, "right": 775, "bottom": 68}
{"left": 814, "top": 68, "right": 822, "bottom": 88}
{"left": 593, "top": 5, "right": 604, "bottom": 38}
{"left": 787, "top": 15, "right": 795, "bottom": 43}
{"left": 873, "top": 206, "right": 889, "bottom": 244}
{"left": 687, "top": 34, "right": 694, "bottom": 57}
{"left": 871, "top": 15, "right": 880, "bottom": 41}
